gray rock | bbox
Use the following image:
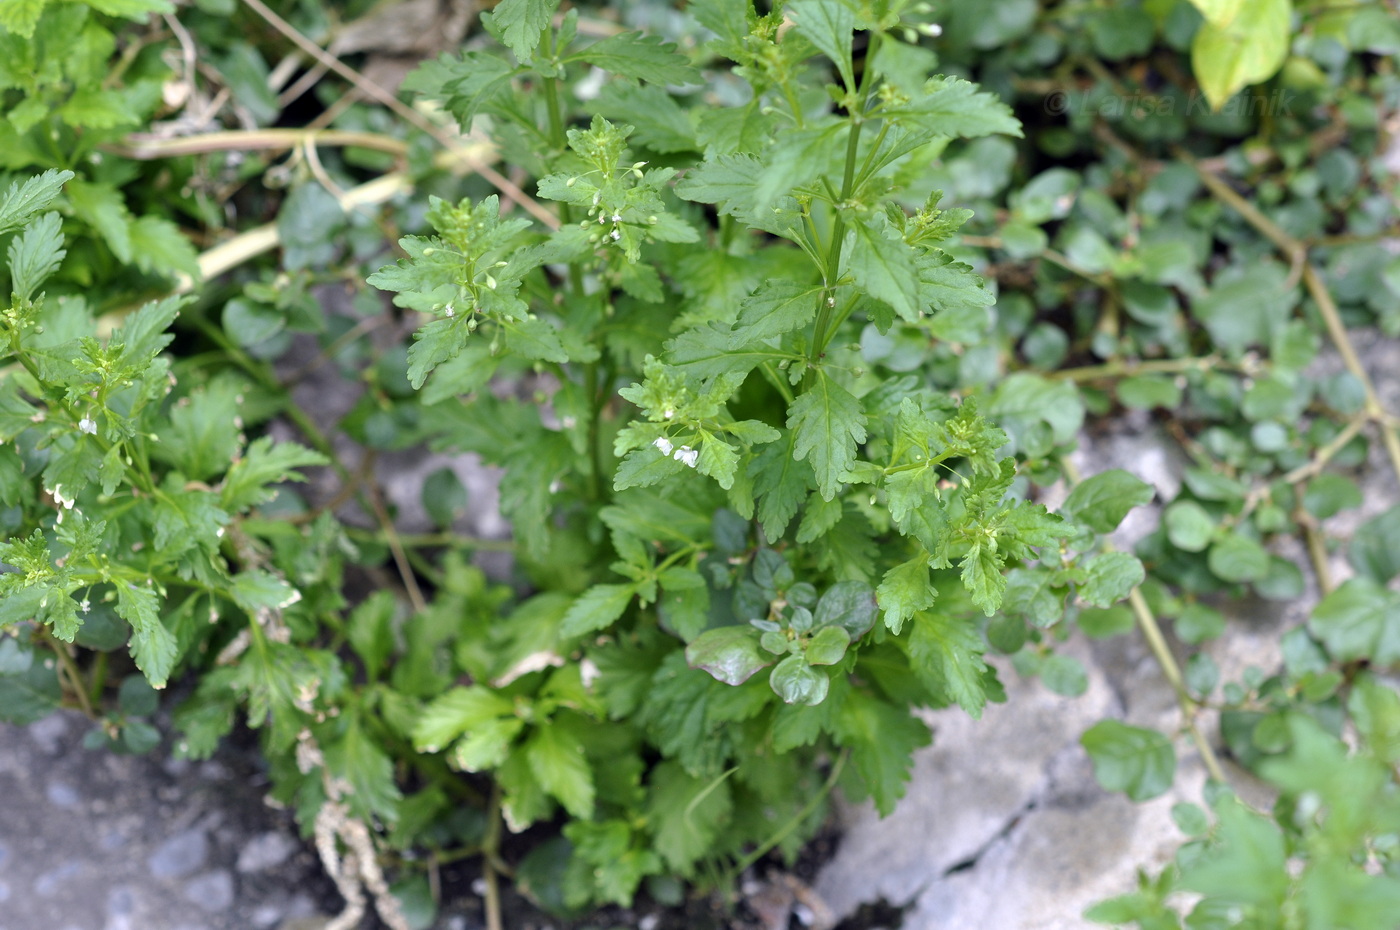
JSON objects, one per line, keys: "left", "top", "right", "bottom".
{"left": 45, "top": 781, "right": 81, "bottom": 808}
{"left": 148, "top": 828, "right": 209, "bottom": 880}
{"left": 815, "top": 639, "right": 1117, "bottom": 917}
{"left": 1, "top": 709, "right": 337, "bottom": 930}
{"left": 184, "top": 870, "right": 235, "bottom": 912}
{"left": 237, "top": 832, "right": 298, "bottom": 874}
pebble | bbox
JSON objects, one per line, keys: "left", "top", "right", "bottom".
{"left": 183, "top": 870, "right": 235, "bottom": 912}
{"left": 45, "top": 781, "right": 81, "bottom": 808}
{"left": 34, "top": 861, "right": 83, "bottom": 896}
{"left": 237, "top": 832, "right": 297, "bottom": 873}
{"left": 147, "top": 828, "right": 209, "bottom": 880}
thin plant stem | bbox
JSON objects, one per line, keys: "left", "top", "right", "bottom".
{"left": 1127, "top": 588, "right": 1228, "bottom": 785}
{"left": 728, "top": 749, "right": 848, "bottom": 881}
{"left": 238, "top": 0, "right": 555, "bottom": 227}
{"left": 366, "top": 482, "right": 427, "bottom": 614}
{"left": 1061, "top": 459, "right": 1229, "bottom": 786}
{"left": 1185, "top": 157, "right": 1400, "bottom": 488}
{"left": 42, "top": 629, "right": 96, "bottom": 719}
{"left": 108, "top": 128, "right": 409, "bottom": 159}
{"left": 482, "top": 785, "right": 505, "bottom": 930}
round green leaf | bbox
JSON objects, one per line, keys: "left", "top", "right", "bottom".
{"left": 222, "top": 297, "right": 284, "bottom": 348}
{"left": 1175, "top": 603, "right": 1226, "bottom": 644}
{"left": 1117, "top": 375, "right": 1181, "bottom": 411}
{"left": 1171, "top": 802, "right": 1210, "bottom": 837}
{"left": 685, "top": 626, "right": 774, "bottom": 686}
{"left": 1303, "top": 473, "right": 1362, "bottom": 520}
{"left": 769, "top": 655, "right": 829, "bottom": 705}
{"left": 804, "top": 625, "right": 850, "bottom": 666}
{"left": 1208, "top": 533, "right": 1271, "bottom": 583}
{"left": 1078, "top": 606, "right": 1134, "bottom": 639}
{"left": 422, "top": 467, "right": 468, "bottom": 530}
{"left": 118, "top": 674, "right": 159, "bottom": 717}
{"left": 813, "top": 581, "right": 878, "bottom": 640}
{"left": 1080, "top": 719, "right": 1176, "bottom": 801}
{"left": 1041, "top": 652, "right": 1089, "bottom": 697}
{"left": 1164, "top": 500, "right": 1215, "bottom": 552}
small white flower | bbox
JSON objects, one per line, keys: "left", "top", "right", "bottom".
{"left": 653, "top": 436, "right": 675, "bottom": 456}
{"left": 609, "top": 228, "right": 621, "bottom": 241}
{"left": 662, "top": 408, "right": 675, "bottom": 420}
{"left": 51, "top": 484, "right": 75, "bottom": 509}
{"left": 78, "top": 417, "right": 96, "bottom": 435}
{"left": 673, "top": 445, "right": 699, "bottom": 468}
{"left": 611, "top": 214, "right": 621, "bottom": 222}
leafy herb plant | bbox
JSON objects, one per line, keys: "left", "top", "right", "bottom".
{"left": 3, "top": 0, "right": 1400, "bottom": 925}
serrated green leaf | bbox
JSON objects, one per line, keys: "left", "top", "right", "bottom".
{"left": 154, "top": 375, "right": 244, "bottom": 482}
{"left": 527, "top": 722, "right": 595, "bottom": 818}
{"left": 907, "top": 612, "right": 988, "bottom": 717}
{"left": 128, "top": 215, "right": 200, "bottom": 280}
{"left": 849, "top": 216, "right": 922, "bottom": 324}
{"left": 324, "top": 712, "right": 402, "bottom": 822}
{"left": 1081, "top": 720, "right": 1175, "bottom": 801}
{"left": 729, "top": 281, "right": 821, "bottom": 345}
{"left": 83, "top": 0, "right": 173, "bottom": 17}
{"left": 413, "top": 685, "right": 514, "bottom": 751}
{"left": 7, "top": 211, "right": 64, "bottom": 301}
{"left": 833, "top": 688, "right": 931, "bottom": 815}
{"left": 593, "top": 82, "right": 696, "bottom": 153}
{"left": 505, "top": 317, "right": 569, "bottom": 363}
{"left": 563, "top": 818, "right": 659, "bottom": 907}
{"left": 1063, "top": 470, "right": 1155, "bottom": 535}
{"left": 751, "top": 430, "right": 813, "bottom": 541}
{"left": 220, "top": 438, "right": 328, "bottom": 513}
{"left": 960, "top": 540, "right": 1005, "bottom": 616}
{"left": 229, "top": 569, "right": 299, "bottom": 613}
{"left": 0, "top": 169, "right": 72, "bottom": 234}
{"left": 876, "top": 555, "right": 936, "bottom": 634}
{"left": 560, "top": 583, "right": 636, "bottom": 637}
{"left": 576, "top": 32, "right": 701, "bottom": 85}
{"left": 1178, "top": 793, "right": 1287, "bottom": 906}
{"left": 788, "top": 0, "right": 856, "bottom": 89}
{"left": 486, "top": 0, "right": 560, "bottom": 61}
{"left": 646, "top": 760, "right": 732, "bottom": 875}
{"left": 66, "top": 178, "right": 133, "bottom": 263}
{"left": 347, "top": 591, "right": 396, "bottom": 682}
{"left": 0, "top": 0, "right": 48, "bottom": 38}
{"left": 883, "top": 76, "right": 1023, "bottom": 140}
{"left": 1079, "top": 552, "right": 1145, "bottom": 608}
{"left": 754, "top": 121, "right": 845, "bottom": 209}
{"left": 788, "top": 373, "right": 867, "bottom": 501}
{"left": 665, "top": 322, "right": 791, "bottom": 380}
{"left": 115, "top": 582, "right": 176, "bottom": 689}
{"left": 675, "top": 154, "right": 763, "bottom": 213}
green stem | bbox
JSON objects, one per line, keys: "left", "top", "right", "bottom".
{"left": 543, "top": 61, "right": 610, "bottom": 503}
{"left": 808, "top": 115, "right": 867, "bottom": 365}
{"left": 728, "top": 748, "right": 848, "bottom": 879}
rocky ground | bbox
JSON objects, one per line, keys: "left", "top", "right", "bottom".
{"left": 3, "top": 335, "right": 1396, "bottom": 930}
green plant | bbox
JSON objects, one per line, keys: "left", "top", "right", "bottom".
{"left": 3, "top": 0, "right": 1400, "bottom": 926}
